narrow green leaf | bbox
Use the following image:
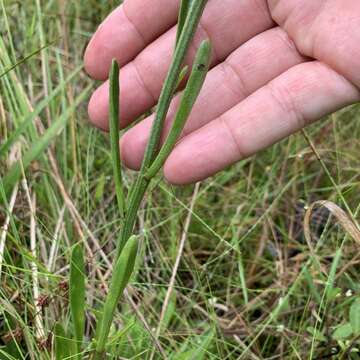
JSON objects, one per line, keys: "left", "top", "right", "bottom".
{"left": 0, "top": 38, "right": 59, "bottom": 79}
{"left": 2, "top": 85, "right": 91, "bottom": 196}
{"left": 70, "top": 243, "right": 86, "bottom": 358}
{"left": 109, "top": 59, "right": 126, "bottom": 218}
{"left": 332, "top": 323, "right": 353, "bottom": 340}
{"left": 176, "top": 0, "right": 191, "bottom": 46}
{"left": 145, "top": 40, "right": 211, "bottom": 179}
{"left": 350, "top": 298, "right": 360, "bottom": 335}
{"left": 95, "top": 235, "right": 139, "bottom": 357}
{"left": 54, "top": 323, "right": 70, "bottom": 360}
{"left": 142, "top": 0, "right": 208, "bottom": 169}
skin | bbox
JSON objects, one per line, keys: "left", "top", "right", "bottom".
{"left": 84, "top": 0, "right": 360, "bottom": 185}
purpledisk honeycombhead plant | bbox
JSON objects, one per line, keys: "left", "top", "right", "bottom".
{"left": 91, "top": 0, "right": 211, "bottom": 358}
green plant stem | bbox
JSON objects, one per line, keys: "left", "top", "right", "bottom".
{"left": 109, "top": 59, "right": 126, "bottom": 218}
{"left": 95, "top": 2, "right": 209, "bottom": 356}
{"left": 176, "top": 0, "right": 191, "bottom": 46}
{"left": 142, "top": 0, "right": 207, "bottom": 171}
{"left": 145, "top": 40, "right": 211, "bottom": 179}
{"left": 117, "top": 0, "right": 208, "bottom": 255}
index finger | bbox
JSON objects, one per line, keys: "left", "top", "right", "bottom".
{"left": 84, "top": 0, "right": 179, "bottom": 80}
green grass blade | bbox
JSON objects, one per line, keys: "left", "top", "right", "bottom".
{"left": 95, "top": 235, "right": 139, "bottom": 357}
{"left": 0, "top": 0, "right": 17, "bottom": 64}
{"left": 0, "top": 38, "right": 59, "bottom": 79}
{"left": 2, "top": 84, "right": 91, "bottom": 196}
{"left": 70, "top": 243, "right": 86, "bottom": 359}
{"left": 0, "top": 65, "right": 83, "bottom": 159}
{"left": 54, "top": 323, "right": 70, "bottom": 360}
{"left": 145, "top": 40, "right": 211, "bottom": 179}
{"left": 109, "top": 59, "right": 126, "bottom": 218}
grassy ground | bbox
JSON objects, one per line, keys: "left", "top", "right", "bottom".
{"left": 1, "top": 1, "right": 360, "bottom": 359}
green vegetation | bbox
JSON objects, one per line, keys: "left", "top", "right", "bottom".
{"left": 1, "top": 0, "right": 360, "bottom": 359}
{"left": 94, "top": 3, "right": 210, "bottom": 353}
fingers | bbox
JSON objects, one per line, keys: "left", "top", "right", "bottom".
{"left": 120, "top": 28, "right": 306, "bottom": 170}
{"left": 84, "top": 0, "right": 179, "bottom": 80}
{"left": 269, "top": 0, "right": 360, "bottom": 89}
{"left": 163, "top": 61, "right": 360, "bottom": 184}
{"left": 88, "top": 27, "right": 179, "bottom": 129}
{"left": 87, "top": 0, "right": 274, "bottom": 129}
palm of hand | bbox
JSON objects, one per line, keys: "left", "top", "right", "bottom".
{"left": 85, "top": 0, "right": 360, "bottom": 184}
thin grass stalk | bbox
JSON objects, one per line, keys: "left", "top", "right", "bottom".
{"left": 109, "top": 60, "right": 126, "bottom": 218}
{"left": 2, "top": 85, "right": 91, "bottom": 196}
{"left": 0, "top": 182, "right": 18, "bottom": 279}
{"left": 301, "top": 129, "right": 360, "bottom": 230}
{"left": 117, "top": 0, "right": 208, "bottom": 255}
{"left": 0, "top": 39, "right": 59, "bottom": 79}
{"left": 22, "top": 177, "right": 45, "bottom": 341}
{"left": 0, "top": 145, "right": 21, "bottom": 277}
{"left": 154, "top": 183, "right": 200, "bottom": 345}
{"left": 0, "top": 65, "right": 83, "bottom": 159}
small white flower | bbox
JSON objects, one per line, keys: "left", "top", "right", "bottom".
{"left": 277, "top": 324, "right": 285, "bottom": 333}
{"left": 346, "top": 289, "right": 353, "bottom": 297}
{"left": 209, "top": 297, "right": 218, "bottom": 306}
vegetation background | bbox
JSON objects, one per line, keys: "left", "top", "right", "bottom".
{"left": 1, "top": 0, "right": 360, "bottom": 358}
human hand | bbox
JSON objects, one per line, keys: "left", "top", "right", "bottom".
{"left": 84, "top": 0, "right": 360, "bottom": 185}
